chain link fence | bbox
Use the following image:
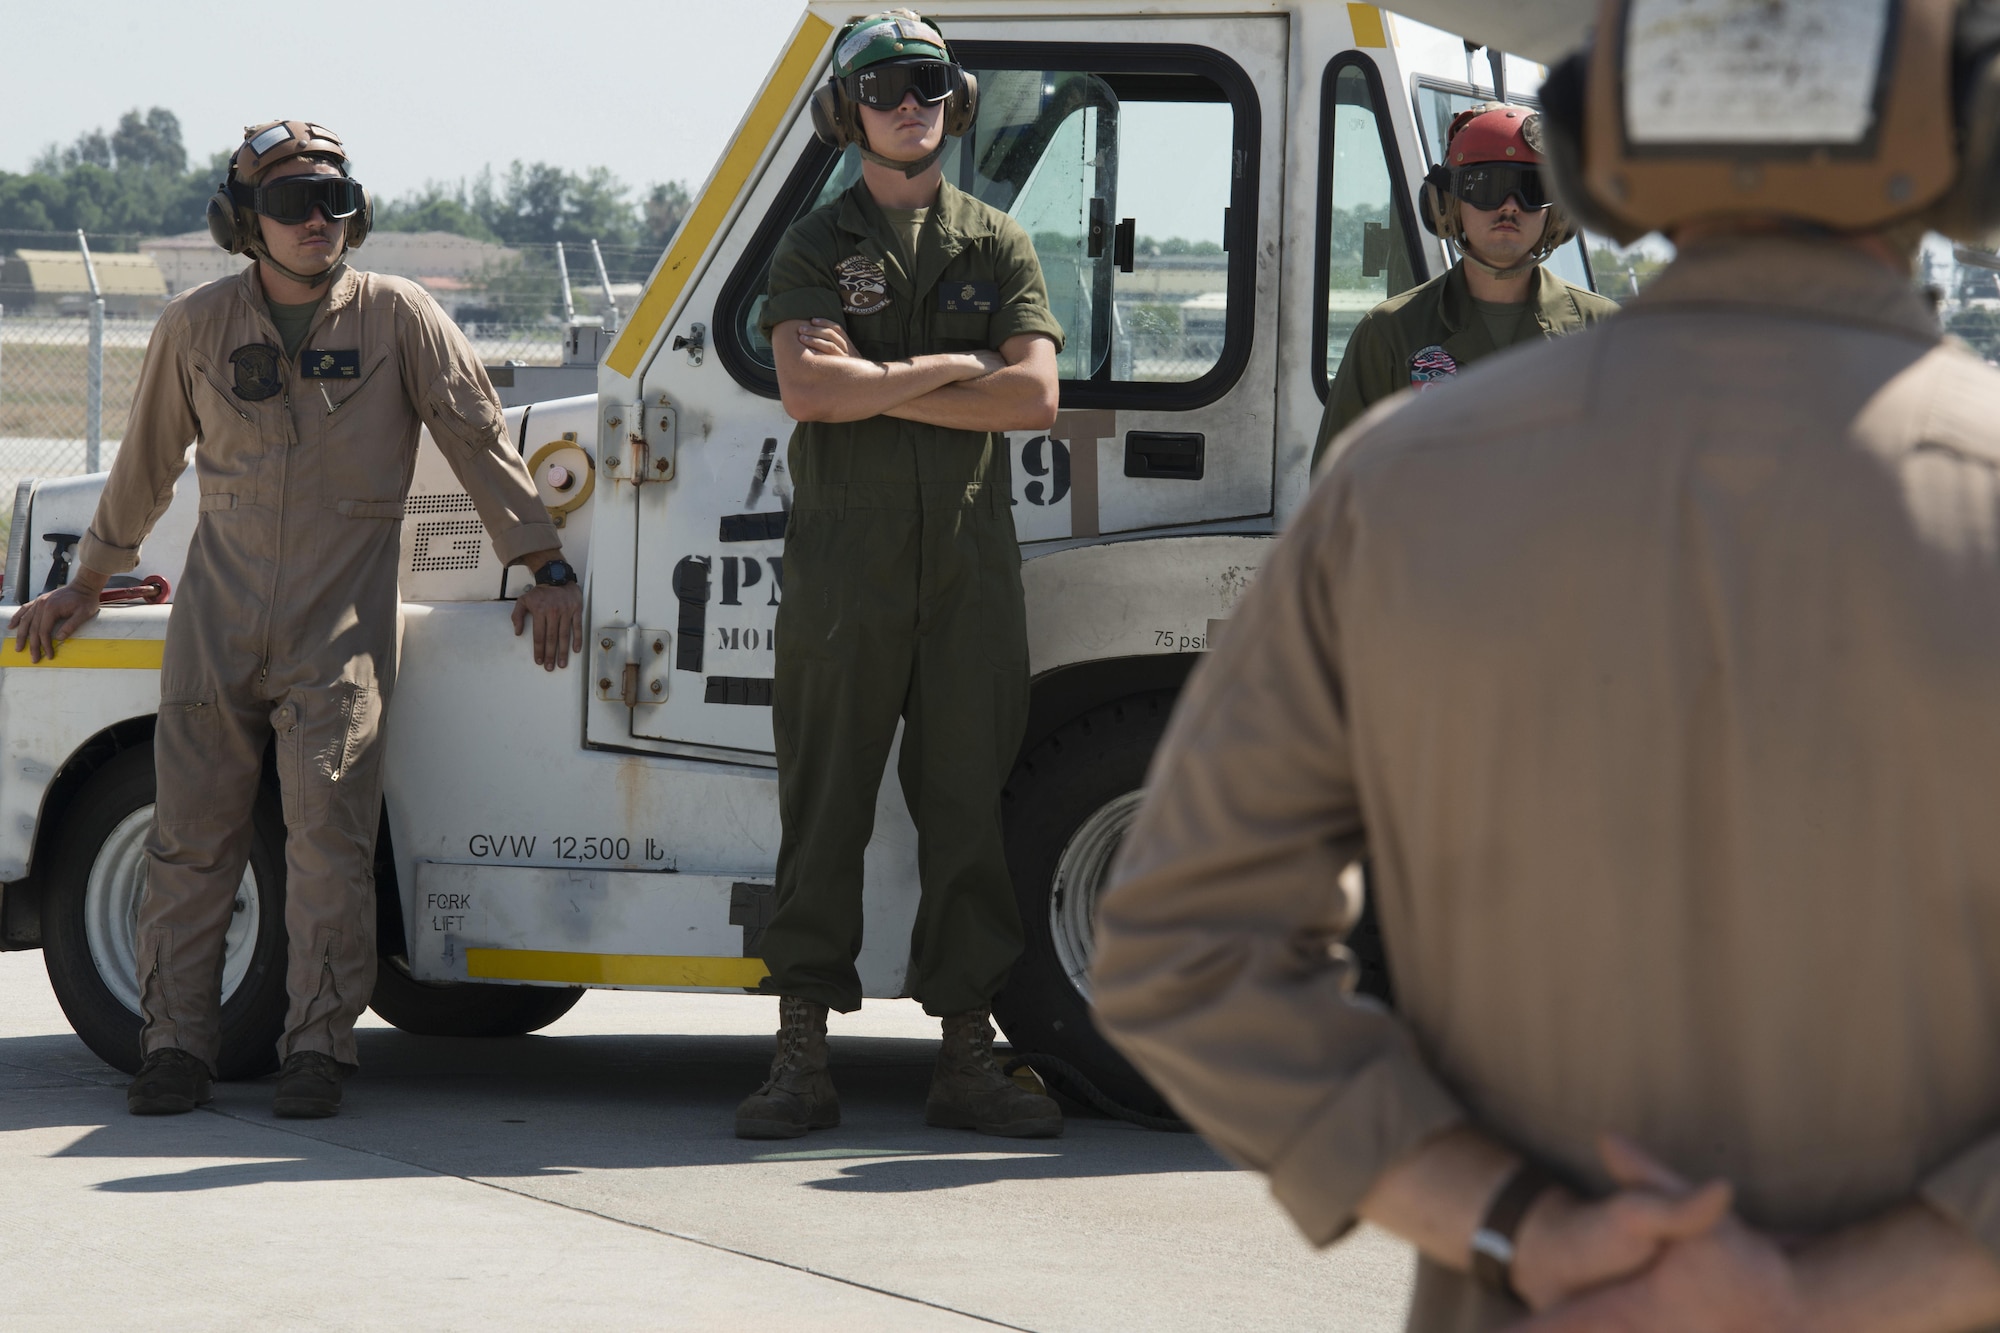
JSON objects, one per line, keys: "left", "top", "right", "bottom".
{"left": 0, "top": 229, "right": 664, "bottom": 540}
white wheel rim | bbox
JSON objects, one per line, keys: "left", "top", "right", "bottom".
{"left": 82, "top": 806, "right": 261, "bottom": 1015}
{"left": 1050, "top": 789, "right": 1146, "bottom": 1002}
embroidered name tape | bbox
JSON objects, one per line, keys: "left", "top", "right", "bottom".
{"left": 301, "top": 349, "right": 361, "bottom": 379}
{"left": 938, "top": 280, "right": 998, "bottom": 314}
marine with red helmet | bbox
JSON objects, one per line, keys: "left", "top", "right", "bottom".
{"left": 1311, "top": 102, "right": 1620, "bottom": 470}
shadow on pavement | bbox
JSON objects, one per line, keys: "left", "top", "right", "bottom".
{"left": 0, "top": 1026, "right": 1231, "bottom": 1197}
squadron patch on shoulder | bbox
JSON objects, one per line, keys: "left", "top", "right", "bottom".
{"left": 229, "top": 342, "right": 283, "bottom": 401}
{"left": 1409, "top": 345, "right": 1459, "bottom": 387}
{"left": 835, "top": 255, "right": 891, "bottom": 315}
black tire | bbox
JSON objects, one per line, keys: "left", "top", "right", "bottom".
{"left": 41, "top": 743, "right": 291, "bottom": 1080}
{"left": 996, "top": 691, "right": 1179, "bottom": 1123}
{"left": 369, "top": 957, "right": 583, "bottom": 1037}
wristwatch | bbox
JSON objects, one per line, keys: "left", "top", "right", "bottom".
{"left": 532, "top": 558, "right": 577, "bottom": 588}
{"left": 1470, "top": 1160, "right": 1556, "bottom": 1304}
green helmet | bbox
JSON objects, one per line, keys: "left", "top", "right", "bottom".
{"left": 833, "top": 10, "right": 950, "bottom": 79}
{"left": 811, "top": 10, "right": 978, "bottom": 178}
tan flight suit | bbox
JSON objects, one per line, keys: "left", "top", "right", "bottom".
{"left": 1093, "top": 238, "right": 2000, "bottom": 1332}
{"left": 78, "top": 264, "right": 557, "bottom": 1071}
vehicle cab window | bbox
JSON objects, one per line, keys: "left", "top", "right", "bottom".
{"left": 1316, "top": 56, "right": 1427, "bottom": 398}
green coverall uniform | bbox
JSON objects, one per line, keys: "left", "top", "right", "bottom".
{"left": 1312, "top": 263, "right": 1621, "bottom": 470}
{"left": 756, "top": 178, "right": 1065, "bottom": 1016}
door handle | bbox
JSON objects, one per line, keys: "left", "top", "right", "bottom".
{"left": 1123, "top": 431, "right": 1204, "bottom": 481}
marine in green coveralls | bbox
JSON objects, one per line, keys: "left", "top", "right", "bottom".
{"left": 1313, "top": 105, "right": 1620, "bottom": 470}
{"left": 737, "top": 11, "right": 1066, "bottom": 1141}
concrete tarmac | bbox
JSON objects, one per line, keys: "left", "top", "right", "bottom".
{"left": 0, "top": 950, "right": 1415, "bottom": 1330}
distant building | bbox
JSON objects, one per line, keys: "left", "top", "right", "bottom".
{"left": 0, "top": 249, "right": 170, "bottom": 315}
{"left": 138, "top": 230, "right": 519, "bottom": 318}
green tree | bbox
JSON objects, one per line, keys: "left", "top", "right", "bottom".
{"left": 2, "top": 108, "right": 219, "bottom": 241}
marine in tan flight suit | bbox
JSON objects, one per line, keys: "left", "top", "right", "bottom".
{"left": 9, "top": 122, "right": 584, "bottom": 1120}
{"left": 1095, "top": 2, "right": 2000, "bottom": 1330}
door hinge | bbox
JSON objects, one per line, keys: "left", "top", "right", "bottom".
{"left": 641, "top": 393, "right": 677, "bottom": 484}
{"left": 593, "top": 626, "right": 671, "bottom": 706}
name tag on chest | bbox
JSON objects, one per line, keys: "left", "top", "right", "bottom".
{"left": 938, "top": 281, "right": 999, "bottom": 314}
{"left": 300, "top": 349, "right": 361, "bottom": 379}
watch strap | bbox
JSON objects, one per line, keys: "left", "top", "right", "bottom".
{"left": 1470, "top": 1160, "right": 1555, "bottom": 1303}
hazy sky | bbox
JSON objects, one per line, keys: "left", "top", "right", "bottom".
{"left": 2, "top": 0, "right": 807, "bottom": 201}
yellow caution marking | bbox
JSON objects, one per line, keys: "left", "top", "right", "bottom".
{"left": 606, "top": 13, "right": 837, "bottom": 378}
{"left": 465, "top": 948, "right": 771, "bottom": 989}
{"left": 0, "top": 638, "right": 164, "bottom": 669}
{"left": 1348, "top": 4, "right": 1389, "bottom": 48}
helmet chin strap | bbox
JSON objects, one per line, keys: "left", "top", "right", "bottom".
{"left": 1459, "top": 248, "right": 1543, "bottom": 281}
{"left": 858, "top": 129, "right": 949, "bottom": 180}
{"left": 249, "top": 235, "right": 346, "bottom": 290}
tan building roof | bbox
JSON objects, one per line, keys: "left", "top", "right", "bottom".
{"left": 5, "top": 249, "right": 169, "bottom": 298}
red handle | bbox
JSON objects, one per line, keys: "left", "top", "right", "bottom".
{"left": 97, "top": 575, "right": 171, "bottom": 605}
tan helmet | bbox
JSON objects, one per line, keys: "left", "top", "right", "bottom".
{"left": 206, "top": 119, "right": 372, "bottom": 264}
{"left": 1539, "top": 0, "right": 2000, "bottom": 245}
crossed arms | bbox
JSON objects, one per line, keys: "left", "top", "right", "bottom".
{"left": 772, "top": 317, "right": 1059, "bottom": 433}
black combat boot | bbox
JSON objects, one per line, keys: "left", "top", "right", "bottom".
{"left": 735, "top": 996, "right": 840, "bottom": 1139}
{"left": 925, "top": 1010, "right": 1063, "bottom": 1138}
{"left": 126, "top": 1047, "right": 213, "bottom": 1116}
{"left": 273, "top": 1051, "right": 348, "bottom": 1119}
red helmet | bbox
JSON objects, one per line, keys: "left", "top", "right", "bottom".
{"left": 1445, "top": 105, "right": 1545, "bottom": 168}
{"left": 1421, "top": 101, "right": 1573, "bottom": 277}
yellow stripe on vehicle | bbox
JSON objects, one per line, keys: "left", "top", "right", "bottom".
{"left": 0, "top": 638, "right": 164, "bottom": 669}
{"left": 606, "top": 13, "right": 836, "bottom": 378}
{"left": 465, "top": 948, "right": 772, "bottom": 989}
{"left": 1348, "top": 3, "right": 1388, "bottom": 48}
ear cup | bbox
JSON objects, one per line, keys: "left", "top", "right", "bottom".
{"left": 1419, "top": 166, "right": 1450, "bottom": 238}
{"left": 945, "top": 69, "right": 978, "bottom": 137}
{"left": 810, "top": 79, "right": 849, "bottom": 147}
{"left": 344, "top": 183, "right": 373, "bottom": 249}
{"left": 206, "top": 184, "right": 255, "bottom": 254}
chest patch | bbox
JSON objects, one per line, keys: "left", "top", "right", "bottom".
{"left": 300, "top": 348, "right": 361, "bottom": 379}
{"left": 835, "top": 255, "right": 891, "bottom": 315}
{"left": 938, "top": 280, "right": 998, "bottom": 314}
{"left": 229, "top": 343, "right": 283, "bottom": 401}
{"left": 1409, "top": 345, "right": 1459, "bottom": 387}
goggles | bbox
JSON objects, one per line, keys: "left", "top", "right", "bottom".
{"left": 1445, "top": 162, "right": 1550, "bottom": 212}
{"left": 845, "top": 59, "right": 957, "bottom": 110}
{"left": 232, "top": 174, "right": 364, "bottom": 225}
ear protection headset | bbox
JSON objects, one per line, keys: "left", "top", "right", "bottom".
{"left": 809, "top": 15, "right": 979, "bottom": 178}
{"left": 1538, "top": 0, "right": 2000, "bottom": 245}
{"left": 206, "top": 121, "right": 372, "bottom": 280}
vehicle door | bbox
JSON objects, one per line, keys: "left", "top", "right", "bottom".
{"left": 605, "top": 13, "right": 1288, "bottom": 759}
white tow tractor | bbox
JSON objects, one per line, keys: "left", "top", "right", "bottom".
{"left": 0, "top": 1, "right": 1599, "bottom": 1116}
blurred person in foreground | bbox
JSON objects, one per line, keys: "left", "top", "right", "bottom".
{"left": 1312, "top": 102, "right": 1619, "bottom": 471}
{"left": 1092, "top": 1, "right": 2000, "bottom": 1329}
{"left": 9, "top": 121, "right": 580, "bottom": 1119}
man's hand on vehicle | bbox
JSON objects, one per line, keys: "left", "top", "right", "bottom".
{"left": 9, "top": 574, "right": 108, "bottom": 663}
{"left": 511, "top": 580, "right": 584, "bottom": 670}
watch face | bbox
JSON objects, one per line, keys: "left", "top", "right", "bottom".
{"left": 538, "top": 559, "right": 575, "bottom": 586}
